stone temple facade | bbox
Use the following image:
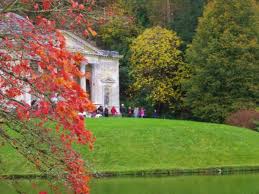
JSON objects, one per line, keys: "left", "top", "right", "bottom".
{"left": 0, "top": 13, "right": 122, "bottom": 112}
{"left": 62, "top": 30, "right": 122, "bottom": 112}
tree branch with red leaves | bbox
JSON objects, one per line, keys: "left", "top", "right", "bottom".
{"left": 0, "top": 1, "right": 98, "bottom": 193}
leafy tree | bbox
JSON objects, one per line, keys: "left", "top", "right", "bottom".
{"left": 97, "top": 13, "right": 142, "bottom": 101}
{"left": 169, "top": 0, "right": 206, "bottom": 44}
{"left": 130, "top": 26, "right": 189, "bottom": 113}
{"left": 122, "top": 0, "right": 206, "bottom": 44}
{"left": 96, "top": 0, "right": 207, "bottom": 105}
{"left": 119, "top": 0, "right": 151, "bottom": 27}
{"left": 185, "top": 0, "right": 259, "bottom": 123}
{"left": 0, "top": 1, "right": 98, "bottom": 193}
{"left": 97, "top": 17, "right": 140, "bottom": 53}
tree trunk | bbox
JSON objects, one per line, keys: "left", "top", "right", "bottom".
{"left": 166, "top": 0, "right": 171, "bottom": 24}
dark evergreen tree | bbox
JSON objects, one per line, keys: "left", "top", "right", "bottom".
{"left": 185, "top": 0, "right": 259, "bottom": 123}
{"left": 123, "top": 0, "right": 151, "bottom": 27}
{"left": 120, "top": 0, "right": 205, "bottom": 43}
{"left": 170, "top": 0, "right": 206, "bottom": 44}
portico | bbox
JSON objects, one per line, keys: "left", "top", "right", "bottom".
{"left": 61, "top": 30, "right": 122, "bottom": 112}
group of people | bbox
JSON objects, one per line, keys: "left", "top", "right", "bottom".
{"left": 93, "top": 104, "right": 147, "bottom": 118}
{"left": 79, "top": 104, "right": 159, "bottom": 119}
{"left": 120, "top": 104, "right": 146, "bottom": 118}
{"left": 95, "top": 105, "right": 118, "bottom": 117}
{"left": 31, "top": 95, "right": 159, "bottom": 119}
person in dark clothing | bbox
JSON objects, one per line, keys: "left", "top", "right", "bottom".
{"left": 152, "top": 109, "right": 158, "bottom": 118}
{"left": 128, "top": 107, "right": 133, "bottom": 117}
{"left": 97, "top": 106, "right": 104, "bottom": 115}
{"left": 104, "top": 107, "right": 109, "bottom": 117}
{"left": 120, "top": 104, "right": 126, "bottom": 117}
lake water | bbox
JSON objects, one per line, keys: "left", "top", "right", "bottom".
{"left": 91, "top": 174, "right": 259, "bottom": 194}
{"left": 1, "top": 173, "right": 259, "bottom": 194}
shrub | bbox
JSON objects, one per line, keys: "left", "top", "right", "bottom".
{"left": 225, "top": 110, "right": 259, "bottom": 130}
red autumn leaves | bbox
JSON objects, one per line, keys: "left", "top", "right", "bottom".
{"left": 0, "top": 1, "right": 97, "bottom": 193}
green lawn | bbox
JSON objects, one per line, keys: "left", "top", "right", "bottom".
{"left": 2, "top": 118, "right": 259, "bottom": 175}
{"left": 82, "top": 118, "right": 259, "bottom": 173}
{"left": 0, "top": 140, "right": 38, "bottom": 175}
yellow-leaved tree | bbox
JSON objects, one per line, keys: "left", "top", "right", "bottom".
{"left": 130, "top": 26, "right": 189, "bottom": 113}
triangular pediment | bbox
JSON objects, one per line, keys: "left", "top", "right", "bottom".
{"left": 60, "top": 30, "right": 101, "bottom": 55}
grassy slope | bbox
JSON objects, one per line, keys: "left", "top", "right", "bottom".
{"left": 0, "top": 139, "right": 38, "bottom": 175}
{"left": 81, "top": 118, "right": 259, "bottom": 173}
{"left": 2, "top": 118, "right": 259, "bottom": 175}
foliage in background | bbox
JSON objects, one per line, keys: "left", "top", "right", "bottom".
{"left": 96, "top": 5, "right": 142, "bottom": 101}
{"left": 130, "top": 27, "right": 189, "bottom": 113}
{"left": 95, "top": 0, "right": 207, "bottom": 109}
{"left": 169, "top": 0, "right": 206, "bottom": 44}
{"left": 120, "top": 0, "right": 206, "bottom": 44}
{"left": 185, "top": 0, "right": 259, "bottom": 123}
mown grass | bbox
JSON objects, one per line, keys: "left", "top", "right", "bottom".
{"left": 80, "top": 118, "right": 259, "bottom": 173}
{"left": 2, "top": 118, "right": 259, "bottom": 175}
{"left": 0, "top": 139, "right": 38, "bottom": 175}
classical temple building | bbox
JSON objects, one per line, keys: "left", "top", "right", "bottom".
{"left": 62, "top": 30, "right": 121, "bottom": 111}
{"left": 0, "top": 13, "right": 121, "bottom": 112}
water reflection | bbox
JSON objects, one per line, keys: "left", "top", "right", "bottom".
{"left": 90, "top": 174, "right": 259, "bottom": 194}
{"left": 1, "top": 174, "right": 259, "bottom": 194}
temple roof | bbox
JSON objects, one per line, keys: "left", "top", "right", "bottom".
{"left": 0, "top": 13, "right": 122, "bottom": 59}
{"left": 60, "top": 30, "right": 122, "bottom": 59}
{"left": 0, "top": 12, "right": 33, "bottom": 35}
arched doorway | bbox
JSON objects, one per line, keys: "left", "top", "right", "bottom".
{"left": 85, "top": 64, "right": 92, "bottom": 97}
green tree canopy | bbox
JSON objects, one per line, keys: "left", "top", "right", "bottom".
{"left": 95, "top": 0, "right": 206, "bottom": 106}
{"left": 130, "top": 26, "right": 189, "bottom": 112}
{"left": 97, "top": 16, "right": 142, "bottom": 101}
{"left": 185, "top": 0, "right": 259, "bottom": 123}
{"left": 97, "top": 17, "right": 141, "bottom": 53}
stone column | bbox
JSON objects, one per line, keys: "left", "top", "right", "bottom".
{"left": 115, "top": 60, "right": 120, "bottom": 113}
{"left": 90, "top": 63, "right": 98, "bottom": 105}
{"left": 80, "top": 62, "right": 86, "bottom": 91}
